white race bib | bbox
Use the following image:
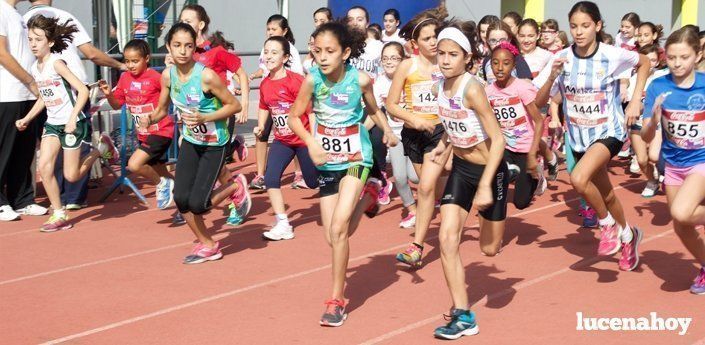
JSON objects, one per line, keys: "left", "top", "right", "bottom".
{"left": 565, "top": 92, "right": 608, "bottom": 128}
{"left": 439, "top": 102, "right": 479, "bottom": 148}
{"left": 410, "top": 81, "right": 438, "bottom": 114}
{"left": 489, "top": 96, "right": 529, "bottom": 130}
{"left": 37, "top": 78, "right": 65, "bottom": 108}
{"left": 662, "top": 109, "right": 705, "bottom": 149}
{"left": 315, "top": 124, "right": 362, "bottom": 164}
{"left": 128, "top": 103, "right": 157, "bottom": 135}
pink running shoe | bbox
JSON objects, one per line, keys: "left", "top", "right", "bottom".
{"left": 99, "top": 132, "right": 119, "bottom": 164}
{"left": 363, "top": 178, "right": 381, "bottom": 218}
{"left": 399, "top": 213, "right": 416, "bottom": 229}
{"left": 619, "top": 226, "right": 643, "bottom": 271}
{"left": 40, "top": 213, "right": 72, "bottom": 232}
{"left": 597, "top": 223, "right": 622, "bottom": 256}
{"left": 183, "top": 241, "right": 223, "bottom": 264}
{"left": 291, "top": 171, "right": 310, "bottom": 189}
{"left": 230, "top": 174, "right": 252, "bottom": 218}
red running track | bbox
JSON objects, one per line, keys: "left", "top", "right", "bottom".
{"left": 1, "top": 155, "right": 703, "bottom": 345}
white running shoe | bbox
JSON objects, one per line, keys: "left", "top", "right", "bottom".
{"left": 0, "top": 205, "right": 20, "bottom": 221}
{"left": 535, "top": 158, "right": 547, "bottom": 196}
{"left": 262, "top": 221, "right": 295, "bottom": 241}
{"left": 16, "top": 204, "right": 48, "bottom": 216}
{"left": 629, "top": 156, "right": 640, "bottom": 174}
{"left": 641, "top": 180, "right": 659, "bottom": 198}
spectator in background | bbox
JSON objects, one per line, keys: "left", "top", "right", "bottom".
{"left": 502, "top": 11, "right": 522, "bottom": 35}
{"left": 313, "top": 7, "right": 332, "bottom": 28}
{"left": 0, "top": 0, "right": 45, "bottom": 221}
{"left": 382, "top": 8, "right": 406, "bottom": 45}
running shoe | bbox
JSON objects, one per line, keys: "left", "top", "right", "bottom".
{"left": 40, "top": 212, "right": 72, "bottom": 232}
{"left": 249, "top": 174, "right": 266, "bottom": 190}
{"left": 65, "top": 203, "right": 87, "bottom": 211}
{"left": 433, "top": 309, "right": 479, "bottom": 340}
{"left": 183, "top": 241, "right": 223, "bottom": 264}
{"left": 690, "top": 267, "right": 705, "bottom": 295}
{"left": 579, "top": 207, "right": 599, "bottom": 228}
{"left": 535, "top": 158, "right": 547, "bottom": 196}
{"left": 226, "top": 203, "right": 243, "bottom": 226}
{"left": 172, "top": 211, "right": 186, "bottom": 225}
{"left": 291, "top": 171, "right": 310, "bottom": 189}
{"left": 399, "top": 213, "right": 416, "bottom": 229}
{"left": 617, "top": 142, "right": 631, "bottom": 158}
{"left": 619, "top": 226, "right": 643, "bottom": 271}
{"left": 629, "top": 156, "right": 641, "bottom": 174}
{"left": 98, "top": 132, "right": 119, "bottom": 164}
{"left": 363, "top": 178, "right": 381, "bottom": 218}
{"left": 262, "top": 221, "right": 294, "bottom": 241}
{"left": 396, "top": 243, "right": 423, "bottom": 268}
{"left": 15, "top": 204, "right": 47, "bottom": 216}
{"left": 319, "top": 299, "right": 347, "bottom": 327}
{"left": 156, "top": 177, "right": 174, "bottom": 209}
{"left": 0, "top": 205, "right": 20, "bottom": 221}
{"left": 547, "top": 152, "right": 559, "bottom": 181}
{"left": 597, "top": 222, "right": 622, "bottom": 256}
{"left": 378, "top": 183, "right": 391, "bottom": 205}
{"left": 380, "top": 172, "right": 393, "bottom": 203}
{"left": 233, "top": 134, "right": 248, "bottom": 162}
{"left": 641, "top": 180, "right": 659, "bottom": 198}
{"left": 231, "top": 174, "right": 252, "bottom": 219}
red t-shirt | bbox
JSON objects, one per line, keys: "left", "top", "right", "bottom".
{"left": 193, "top": 40, "right": 242, "bottom": 87}
{"left": 258, "top": 70, "right": 309, "bottom": 146}
{"left": 114, "top": 68, "right": 174, "bottom": 141}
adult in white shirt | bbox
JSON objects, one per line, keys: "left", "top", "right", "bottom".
{"left": 0, "top": 0, "right": 45, "bottom": 221}
{"left": 347, "top": 6, "right": 383, "bottom": 80}
{"left": 24, "top": 0, "right": 126, "bottom": 212}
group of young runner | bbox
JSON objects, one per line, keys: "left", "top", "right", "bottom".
{"left": 14, "top": 0, "right": 705, "bottom": 340}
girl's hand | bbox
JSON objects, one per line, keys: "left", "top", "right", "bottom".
{"left": 98, "top": 79, "right": 111, "bottom": 96}
{"left": 412, "top": 117, "right": 436, "bottom": 133}
{"left": 233, "top": 88, "right": 242, "bottom": 95}
{"left": 429, "top": 145, "right": 446, "bottom": 165}
{"left": 382, "top": 130, "right": 398, "bottom": 147}
{"left": 252, "top": 126, "right": 262, "bottom": 138}
{"left": 549, "top": 57, "right": 567, "bottom": 81}
{"left": 308, "top": 142, "right": 328, "bottom": 166}
{"left": 548, "top": 118, "right": 561, "bottom": 129}
{"left": 138, "top": 115, "right": 151, "bottom": 131}
{"left": 473, "top": 185, "right": 493, "bottom": 212}
{"left": 15, "top": 118, "right": 29, "bottom": 131}
{"left": 651, "top": 92, "right": 670, "bottom": 126}
{"left": 164, "top": 54, "right": 174, "bottom": 66}
{"left": 624, "top": 101, "right": 640, "bottom": 127}
{"left": 181, "top": 111, "right": 204, "bottom": 128}
{"left": 64, "top": 120, "right": 77, "bottom": 134}
{"left": 236, "top": 110, "right": 248, "bottom": 124}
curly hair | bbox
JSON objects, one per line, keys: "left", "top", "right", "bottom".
{"left": 312, "top": 21, "right": 367, "bottom": 62}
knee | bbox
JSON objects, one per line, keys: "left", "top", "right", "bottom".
{"left": 303, "top": 173, "right": 319, "bottom": 188}
{"left": 127, "top": 160, "right": 141, "bottom": 174}
{"left": 439, "top": 230, "right": 460, "bottom": 255}
{"left": 418, "top": 180, "right": 435, "bottom": 198}
{"left": 187, "top": 197, "right": 208, "bottom": 215}
{"left": 514, "top": 198, "right": 531, "bottom": 210}
{"left": 38, "top": 161, "right": 54, "bottom": 180}
{"left": 636, "top": 155, "right": 648, "bottom": 168}
{"left": 329, "top": 222, "right": 349, "bottom": 243}
{"left": 670, "top": 206, "right": 694, "bottom": 226}
{"left": 263, "top": 172, "right": 280, "bottom": 189}
{"left": 173, "top": 190, "right": 189, "bottom": 212}
{"left": 569, "top": 172, "right": 589, "bottom": 194}
{"left": 64, "top": 170, "right": 80, "bottom": 183}
{"left": 480, "top": 244, "right": 500, "bottom": 257}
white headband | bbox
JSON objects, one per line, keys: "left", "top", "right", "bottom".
{"left": 437, "top": 27, "right": 471, "bottom": 53}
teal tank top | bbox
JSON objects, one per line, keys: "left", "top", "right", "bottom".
{"left": 311, "top": 64, "right": 373, "bottom": 171}
{"left": 170, "top": 63, "right": 229, "bottom": 146}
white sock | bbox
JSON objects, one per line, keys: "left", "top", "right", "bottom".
{"left": 620, "top": 223, "right": 633, "bottom": 243}
{"left": 54, "top": 208, "right": 66, "bottom": 217}
{"left": 548, "top": 152, "right": 557, "bottom": 166}
{"left": 276, "top": 214, "right": 289, "bottom": 226}
{"left": 598, "top": 213, "right": 615, "bottom": 227}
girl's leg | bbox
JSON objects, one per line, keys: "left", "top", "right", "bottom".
{"left": 62, "top": 146, "right": 101, "bottom": 183}
{"left": 630, "top": 132, "right": 655, "bottom": 181}
{"left": 263, "top": 141, "right": 297, "bottom": 239}
{"left": 295, "top": 146, "right": 320, "bottom": 189}
{"left": 389, "top": 143, "right": 416, "bottom": 211}
{"left": 666, "top": 184, "right": 705, "bottom": 266}
{"left": 128, "top": 149, "right": 161, "bottom": 184}
{"left": 412, "top": 153, "right": 446, "bottom": 245}
{"left": 153, "top": 163, "right": 173, "bottom": 179}
{"left": 570, "top": 144, "right": 620, "bottom": 223}
{"left": 37, "top": 137, "right": 62, "bottom": 211}
{"left": 328, "top": 175, "right": 365, "bottom": 300}
{"left": 439, "top": 204, "right": 471, "bottom": 308}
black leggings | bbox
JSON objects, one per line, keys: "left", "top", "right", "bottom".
{"left": 173, "top": 141, "right": 225, "bottom": 215}
{"left": 368, "top": 125, "right": 387, "bottom": 174}
{"left": 264, "top": 140, "right": 319, "bottom": 189}
{"left": 504, "top": 150, "right": 538, "bottom": 210}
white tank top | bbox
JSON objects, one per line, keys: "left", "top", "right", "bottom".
{"left": 31, "top": 54, "right": 84, "bottom": 125}
{"left": 437, "top": 73, "right": 488, "bottom": 148}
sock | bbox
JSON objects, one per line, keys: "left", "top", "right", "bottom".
{"left": 412, "top": 242, "right": 424, "bottom": 250}
{"left": 276, "top": 213, "right": 289, "bottom": 225}
{"left": 620, "top": 223, "right": 633, "bottom": 243}
{"left": 598, "top": 213, "right": 615, "bottom": 227}
{"left": 54, "top": 208, "right": 66, "bottom": 217}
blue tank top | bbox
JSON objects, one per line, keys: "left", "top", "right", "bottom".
{"left": 310, "top": 64, "right": 373, "bottom": 171}
{"left": 170, "top": 63, "right": 228, "bottom": 146}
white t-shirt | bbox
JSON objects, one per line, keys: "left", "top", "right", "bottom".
{"left": 522, "top": 46, "right": 553, "bottom": 78}
{"left": 373, "top": 73, "right": 404, "bottom": 137}
{"left": 614, "top": 32, "right": 637, "bottom": 51}
{"left": 0, "top": 1, "right": 35, "bottom": 102}
{"left": 382, "top": 29, "right": 406, "bottom": 45}
{"left": 23, "top": 5, "right": 92, "bottom": 84}
{"left": 258, "top": 41, "right": 304, "bottom": 76}
{"left": 351, "top": 38, "right": 383, "bottom": 79}
{"left": 533, "top": 43, "right": 640, "bottom": 152}
{"left": 31, "top": 54, "right": 83, "bottom": 125}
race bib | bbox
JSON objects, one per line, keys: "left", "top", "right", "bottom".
{"left": 662, "top": 109, "right": 705, "bottom": 149}
{"left": 489, "top": 96, "right": 528, "bottom": 130}
{"left": 565, "top": 92, "right": 608, "bottom": 128}
{"left": 315, "top": 124, "right": 362, "bottom": 164}
{"left": 271, "top": 102, "right": 293, "bottom": 137}
{"left": 37, "top": 78, "right": 65, "bottom": 108}
{"left": 410, "top": 81, "right": 438, "bottom": 114}
{"left": 184, "top": 121, "right": 218, "bottom": 143}
{"left": 128, "top": 103, "right": 157, "bottom": 135}
{"left": 439, "top": 99, "right": 479, "bottom": 148}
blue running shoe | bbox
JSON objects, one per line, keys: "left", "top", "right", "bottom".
{"left": 580, "top": 206, "right": 599, "bottom": 228}
{"left": 226, "top": 203, "right": 244, "bottom": 226}
{"left": 172, "top": 211, "right": 185, "bottom": 225}
{"left": 691, "top": 267, "right": 705, "bottom": 295}
{"left": 434, "top": 309, "right": 479, "bottom": 340}
{"left": 156, "top": 177, "right": 174, "bottom": 209}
